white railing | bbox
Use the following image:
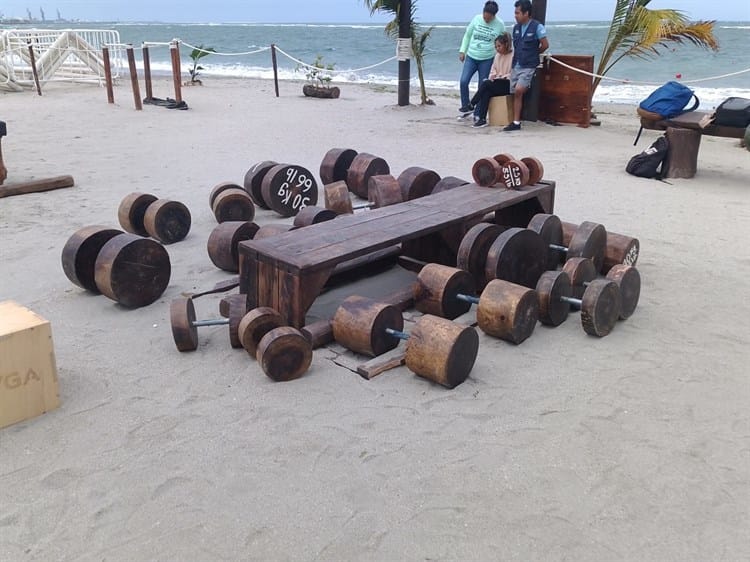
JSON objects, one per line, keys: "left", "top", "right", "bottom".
{"left": 0, "top": 29, "right": 124, "bottom": 90}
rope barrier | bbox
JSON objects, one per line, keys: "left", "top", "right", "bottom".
{"left": 546, "top": 54, "right": 750, "bottom": 86}
{"left": 179, "top": 40, "right": 270, "bottom": 57}
{"left": 274, "top": 45, "right": 397, "bottom": 74}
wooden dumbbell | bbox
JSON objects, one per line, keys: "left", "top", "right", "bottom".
{"left": 118, "top": 192, "right": 191, "bottom": 244}
{"left": 243, "top": 160, "right": 278, "bottom": 210}
{"left": 560, "top": 221, "right": 639, "bottom": 273}
{"left": 209, "top": 182, "right": 255, "bottom": 223}
{"left": 472, "top": 153, "right": 531, "bottom": 188}
{"left": 237, "top": 307, "right": 312, "bottom": 381}
{"left": 414, "top": 263, "right": 539, "bottom": 344}
{"left": 170, "top": 296, "right": 245, "bottom": 351}
{"left": 536, "top": 270, "right": 621, "bottom": 337}
{"left": 320, "top": 148, "right": 358, "bottom": 185}
{"left": 332, "top": 295, "right": 479, "bottom": 388}
{"left": 259, "top": 163, "right": 319, "bottom": 217}
{"left": 207, "top": 221, "right": 260, "bottom": 272}
{"left": 431, "top": 176, "right": 470, "bottom": 193}
{"left": 292, "top": 205, "right": 338, "bottom": 227}
{"left": 323, "top": 178, "right": 403, "bottom": 215}
{"left": 528, "top": 214, "right": 607, "bottom": 272}
{"left": 62, "top": 227, "right": 171, "bottom": 308}
{"left": 562, "top": 257, "right": 641, "bottom": 319}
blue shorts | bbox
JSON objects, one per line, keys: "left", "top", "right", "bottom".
{"left": 510, "top": 67, "right": 536, "bottom": 91}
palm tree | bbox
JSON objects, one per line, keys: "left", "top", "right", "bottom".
{"left": 363, "top": 0, "right": 436, "bottom": 105}
{"left": 593, "top": 0, "right": 719, "bottom": 99}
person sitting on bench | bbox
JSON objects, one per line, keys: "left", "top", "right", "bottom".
{"left": 469, "top": 33, "right": 513, "bottom": 129}
{"left": 503, "top": 0, "right": 548, "bottom": 132}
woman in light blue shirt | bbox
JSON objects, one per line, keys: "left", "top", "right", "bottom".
{"left": 458, "top": 1, "right": 506, "bottom": 119}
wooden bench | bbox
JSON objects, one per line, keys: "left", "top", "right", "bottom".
{"left": 239, "top": 181, "right": 555, "bottom": 328}
{"left": 639, "top": 111, "right": 745, "bottom": 178}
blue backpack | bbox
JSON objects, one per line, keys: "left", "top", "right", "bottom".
{"left": 639, "top": 81, "right": 700, "bottom": 119}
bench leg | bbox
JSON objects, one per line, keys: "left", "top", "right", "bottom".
{"left": 664, "top": 127, "right": 701, "bottom": 179}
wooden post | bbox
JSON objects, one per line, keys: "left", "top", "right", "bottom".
{"left": 532, "top": 0, "right": 547, "bottom": 24}
{"left": 142, "top": 45, "right": 153, "bottom": 101}
{"left": 0, "top": 121, "right": 6, "bottom": 185}
{"left": 170, "top": 41, "right": 183, "bottom": 103}
{"left": 27, "top": 41, "right": 42, "bottom": 96}
{"left": 397, "top": 0, "right": 411, "bottom": 106}
{"left": 126, "top": 45, "right": 142, "bottom": 110}
{"left": 271, "top": 44, "right": 279, "bottom": 98}
{"left": 663, "top": 127, "right": 701, "bottom": 179}
{"left": 102, "top": 47, "right": 115, "bottom": 104}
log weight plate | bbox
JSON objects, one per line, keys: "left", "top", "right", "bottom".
{"left": 170, "top": 297, "right": 199, "bottom": 351}
{"left": 323, "top": 180, "right": 354, "bottom": 214}
{"left": 347, "top": 153, "right": 390, "bottom": 199}
{"left": 485, "top": 227, "right": 547, "bottom": 289}
{"left": 567, "top": 221, "right": 607, "bottom": 273}
{"left": 143, "top": 199, "right": 191, "bottom": 244}
{"left": 118, "top": 192, "right": 157, "bottom": 236}
{"left": 472, "top": 157, "right": 502, "bottom": 187}
{"left": 405, "top": 314, "right": 479, "bottom": 389}
{"left": 431, "top": 176, "right": 469, "bottom": 194}
{"left": 243, "top": 160, "right": 277, "bottom": 209}
{"left": 207, "top": 221, "right": 260, "bottom": 272}
{"left": 260, "top": 164, "right": 319, "bottom": 217}
{"left": 368, "top": 175, "right": 403, "bottom": 208}
{"left": 293, "top": 205, "right": 338, "bottom": 227}
{"left": 562, "top": 257, "right": 597, "bottom": 299}
{"left": 536, "top": 270, "right": 572, "bottom": 326}
{"left": 208, "top": 182, "right": 242, "bottom": 208}
{"left": 398, "top": 167, "right": 441, "bottom": 201}
{"left": 607, "top": 264, "right": 640, "bottom": 320}
{"left": 94, "top": 233, "right": 171, "bottom": 308}
{"left": 414, "top": 263, "right": 476, "bottom": 320}
{"left": 332, "top": 295, "right": 404, "bottom": 357}
{"left": 237, "top": 307, "right": 284, "bottom": 356}
{"left": 561, "top": 221, "right": 639, "bottom": 273}
{"left": 493, "top": 153, "right": 515, "bottom": 166}
{"left": 320, "top": 148, "right": 358, "bottom": 185}
{"left": 476, "top": 279, "right": 539, "bottom": 345}
{"left": 456, "top": 223, "right": 505, "bottom": 290}
{"left": 581, "top": 279, "right": 621, "bottom": 337}
{"left": 220, "top": 293, "right": 248, "bottom": 318}
{"left": 61, "top": 225, "right": 124, "bottom": 292}
{"left": 528, "top": 213, "right": 564, "bottom": 270}
{"left": 498, "top": 160, "right": 530, "bottom": 189}
{"left": 257, "top": 327, "right": 313, "bottom": 381}
{"left": 521, "top": 157, "right": 544, "bottom": 185}
{"left": 211, "top": 188, "right": 255, "bottom": 223}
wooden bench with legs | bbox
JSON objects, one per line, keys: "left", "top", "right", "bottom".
{"left": 639, "top": 111, "right": 745, "bottom": 178}
{"left": 238, "top": 180, "right": 556, "bottom": 329}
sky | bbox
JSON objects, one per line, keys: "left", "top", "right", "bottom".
{"left": 1, "top": 0, "right": 748, "bottom": 23}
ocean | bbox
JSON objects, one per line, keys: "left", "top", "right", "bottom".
{"left": 4, "top": 21, "right": 750, "bottom": 107}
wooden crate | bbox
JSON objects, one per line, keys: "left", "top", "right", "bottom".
{"left": 0, "top": 301, "right": 60, "bottom": 429}
{"left": 537, "top": 55, "right": 594, "bottom": 127}
{"left": 488, "top": 96, "right": 514, "bottom": 127}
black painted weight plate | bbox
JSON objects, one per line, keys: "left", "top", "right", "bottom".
{"left": 260, "top": 164, "right": 319, "bottom": 217}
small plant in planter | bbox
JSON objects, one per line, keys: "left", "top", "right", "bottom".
{"left": 299, "top": 55, "right": 340, "bottom": 99}
{"left": 186, "top": 44, "right": 216, "bottom": 85}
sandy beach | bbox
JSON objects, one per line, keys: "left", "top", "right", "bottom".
{"left": 1, "top": 76, "right": 749, "bottom": 561}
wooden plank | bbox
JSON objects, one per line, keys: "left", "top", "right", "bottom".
{"left": 0, "top": 175, "right": 74, "bottom": 199}
{"left": 356, "top": 350, "right": 406, "bottom": 379}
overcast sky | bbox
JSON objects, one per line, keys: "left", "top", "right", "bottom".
{"left": 1, "top": 1, "right": 748, "bottom": 23}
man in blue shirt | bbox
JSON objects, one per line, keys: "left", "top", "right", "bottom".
{"left": 503, "top": 0, "right": 549, "bottom": 131}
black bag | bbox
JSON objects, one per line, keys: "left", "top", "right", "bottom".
{"left": 626, "top": 135, "right": 669, "bottom": 179}
{"left": 713, "top": 97, "right": 750, "bottom": 128}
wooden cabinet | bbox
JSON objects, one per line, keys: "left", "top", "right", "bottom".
{"left": 537, "top": 55, "right": 594, "bottom": 127}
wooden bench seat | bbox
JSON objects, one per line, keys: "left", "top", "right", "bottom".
{"left": 239, "top": 181, "right": 556, "bottom": 328}
{"left": 639, "top": 111, "right": 745, "bottom": 178}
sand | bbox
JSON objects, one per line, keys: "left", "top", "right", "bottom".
{"left": 1, "top": 77, "right": 749, "bottom": 561}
